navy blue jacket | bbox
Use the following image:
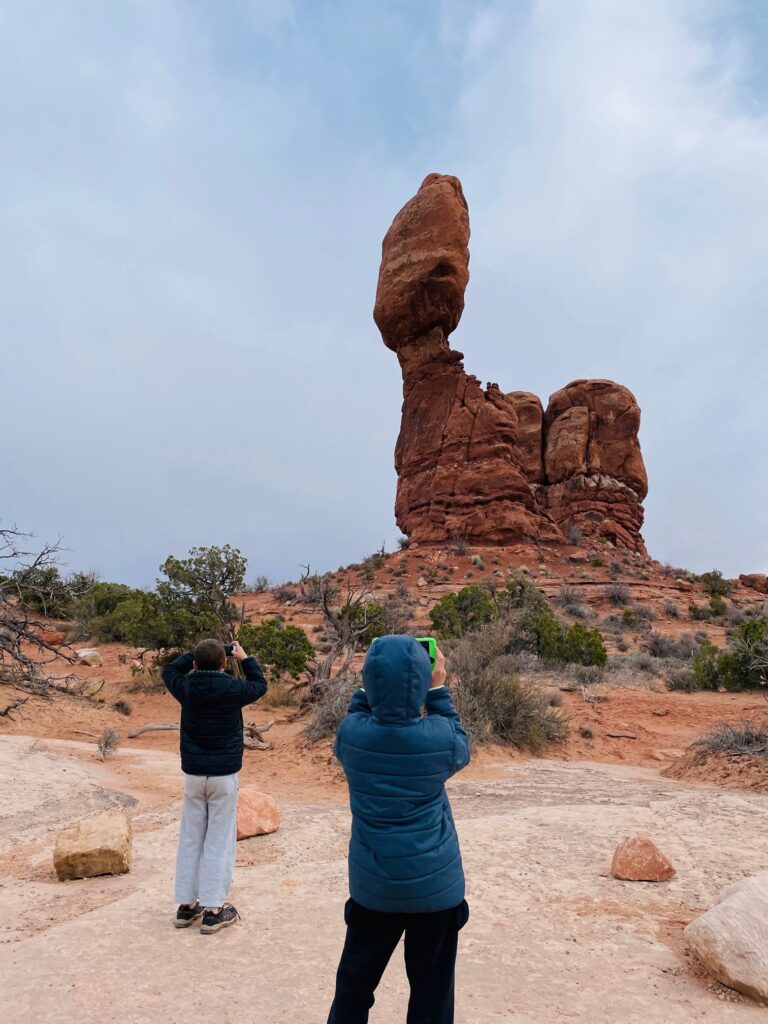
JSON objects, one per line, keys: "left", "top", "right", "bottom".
{"left": 334, "top": 635, "right": 470, "bottom": 913}
{"left": 162, "top": 651, "right": 268, "bottom": 776}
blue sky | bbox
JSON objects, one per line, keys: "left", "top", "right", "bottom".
{"left": 2, "top": 0, "right": 767, "bottom": 586}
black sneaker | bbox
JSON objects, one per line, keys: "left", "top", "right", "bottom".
{"left": 200, "top": 903, "right": 240, "bottom": 934}
{"left": 174, "top": 902, "right": 204, "bottom": 928}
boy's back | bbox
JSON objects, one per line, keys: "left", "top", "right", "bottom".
{"left": 328, "top": 635, "right": 470, "bottom": 1023}
{"left": 162, "top": 639, "right": 267, "bottom": 934}
{"left": 163, "top": 648, "right": 267, "bottom": 776}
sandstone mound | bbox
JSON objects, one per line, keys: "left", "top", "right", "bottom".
{"left": 374, "top": 173, "right": 647, "bottom": 552}
{"left": 685, "top": 873, "right": 768, "bottom": 1003}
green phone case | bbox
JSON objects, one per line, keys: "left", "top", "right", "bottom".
{"left": 371, "top": 635, "right": 437, "bottom": 670}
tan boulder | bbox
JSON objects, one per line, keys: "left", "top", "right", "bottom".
{"left": 685, "top": 873, "right": 768, "bottom": 1002}
{"left": 54, "top": 810, "right": 132, "bottom": 881}
{"left": 237, "top": 788, "right": 280, "bottom": 840}
{"left": 611, "top": 833, "right": 675, "bottom": 882}
{"left": 76, "top": 647, "right": 103, "bottom": 667}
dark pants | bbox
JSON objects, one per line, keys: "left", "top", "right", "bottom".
{"left": 327, "top": 898, "right": 469, "bottom": 1024}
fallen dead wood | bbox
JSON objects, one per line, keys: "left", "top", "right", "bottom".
{"left": 0, "top": 697, "right": 29, "bottom": 719}
{"left": 127, "top": 723, "right": 180, "bottom": 738}
{"left": 127, "top": 720, "right": 276, "bottom": 751}
{"left": 606, "top": 730, "right": 637, "bottom": 740}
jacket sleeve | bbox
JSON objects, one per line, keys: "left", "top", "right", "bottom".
{"left": 424, "top": 685, "right": 471, "bottom": 775}
{"left": 161, "top": 651, "right": 195, "bottom": 703}
{"left": 239, "top": 656, "right": 268, "bottom": 706}
{"left": 333, "top": 688, "right": 371, "bottom": 765}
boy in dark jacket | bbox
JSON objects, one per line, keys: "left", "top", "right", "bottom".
{"left": 162, "top": 638, "right": 267, "bottom": 933}
{"left": 328, "top": 634, "right": 470, "bottom": 1024}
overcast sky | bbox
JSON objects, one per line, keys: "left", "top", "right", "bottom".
{"left": 2, "top": 0, "right": 767, "bottom": 587}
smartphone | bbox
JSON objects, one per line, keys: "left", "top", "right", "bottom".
{"left": 415, "top": 637, "right": 437, "bottom": 670}
{"left": 371, "top": 636, "right": 437, "bottom": 671}
{"left": 224, "top": 643, "right": 234, "bottom": 657}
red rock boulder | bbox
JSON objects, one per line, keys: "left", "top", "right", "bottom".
{"left": 739, "top": 574, "right": 768, "bottom": 594}
{"left": 236, "top": 788, "right": 280, "bottom": 840}
{"left": 611, "top": 833, "right": 675, "bottom": 882}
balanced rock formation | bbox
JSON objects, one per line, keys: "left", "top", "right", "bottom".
{"left": 685, "top": 873, "right": 768, "bottom": 1002}
{"left": 54, "top": 809, "right": 132, "bottom": 881}
{"left": 610, "top": 833, "right": 676, "bottom": 882}
{"left": 374, "top": 174, "right": 648, "bottom": 551}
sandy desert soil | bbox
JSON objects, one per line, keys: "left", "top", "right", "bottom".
{"left": 1, "top": 732, "right": 767, "bottom": 1023}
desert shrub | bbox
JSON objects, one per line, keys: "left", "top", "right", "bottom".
{"left": 647, "top": 631, "right": 696, "bottom": 660}
{"left": 251, "top": 575, "right": 270, "bottom": 593}
{"left": 451, "top": 650, "right": 568, "bottom": 751}
{"left": 727, "top": 606, "right": 747, "bottom": 626}
{"left": 113, "top": 699, "right": 133, "bottom": 716}
{"left": 273, "top": 584, "right": 297, "bottom": 603}
{"left": 617, "top": 640, "right": 629, "bottom": 652}
{"left": 692, "top": 720, "right": 767, "bottom": 759}
{"left": 336, "top": 600, "right": 386, "bottom": 647}
{"left": 634, "top": 604, "right": 656, "bottom": 622}
{"left": 689, "top": 602, "right": 710, "bottom": 621}
{"left": 565, "top": 524, "right": 583, "bottom": 545}
{"left": 691, "top": 638, "right": 721, "bottom": 690}
{"left": 450, "top": 532, "right": 468, "bottom": 555}
{"left": 98, "top": 727, "right": 119, "bottom": 760}
{"left": 621, "top": 608, "right": 636, "bottom": 628}
{"left": 501, "top": 571, "right": 549, "bottom": 614}
{"left": 606, "top": 582, "right": 630, "bottom": 607}
{"left": 667, "top": 668, "right": 697, "bottom": 692}
{"left": 397, "top": 535, "right": 411, "bottom": 550}
{"left": 720, "top": 617, "right": 768, "bottom": 690}
{"left": 11, "top": 565, "right": 81, "bottom": 618}
{"left": 700, "top": 570, "right": 731, "bottom": 598}
{"left": 562, "top": 623, "right": 608, "bottom": 667}
{"left": 429, "top": 585, "right": 495, "bottom": 639}
{"left": 708, "top": 594, "right": 728, "bottom": 618}
{"left": 544, "top": 688, "right": 565, "bottom": 707}
{"left": 590, "top": 556, "right": 605, "bottom": 567}
{"left": 624, "top": 652, "right": 655, "bottom": 674}
{"left": 572, "top": 664, "right": 604, "bottom": 686}
{"left": 304, "top": 672, "right": 360, "bottom": 743}
{"left": 579, "top": 726, "right": 594, "bottom": 739}
{"left": 238, "top": 618, "right": 314, "bottom": 683}
{"left": 664, "top": 599, "right": 679, "bottom": 618}
{"left": 558, "top": 585, "right": 579, "bottom": 607}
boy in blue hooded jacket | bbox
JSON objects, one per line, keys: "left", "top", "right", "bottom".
{"left": 327, "top": 634, "right": 470, "bottom": 1024}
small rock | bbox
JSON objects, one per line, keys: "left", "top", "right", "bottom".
{"left": 54, "top": 810, "right": 132, "bottom": 880}
{"left": 611, "top": 833, "right": 675, "bottom": 882}
{"left": 237, "top": 788, "right": 280, "bottom": 840}
{"left": 417, "top": 576, "right": 427, "bottom": 588}
{"left": 418, "top": 597, "right": 429, "bottom": 606}
{"left": 76, "top": 648, "right": 103, "bottom": 667}
{"left": 685, "top": 873, "right": 768, "bottom": 1002}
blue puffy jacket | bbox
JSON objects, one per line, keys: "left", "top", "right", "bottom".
{"left": 334, "top": 635, "right": 470, "bottom": 913}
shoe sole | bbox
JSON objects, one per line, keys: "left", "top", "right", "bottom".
{"left": 200, "top": 913, "right": 240, "bottom": 934}
{"left": 174, "top": 913, "right": 204, "bottom": 929}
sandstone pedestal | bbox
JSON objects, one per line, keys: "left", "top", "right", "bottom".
{"left": 54, "top": 810, "right": 132, "bottom": 881}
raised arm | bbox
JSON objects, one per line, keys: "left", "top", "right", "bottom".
{"left": 425, "top": 685, "right": 470, "bottom": 774}
{"left": 333, "top": 687, "right": 372, "bottom": 766}
{"left": 161, "top": 650, "right": 195, "bottom": 702}
{"left": 231, "top": 641, "right": 268, "bottom": 706}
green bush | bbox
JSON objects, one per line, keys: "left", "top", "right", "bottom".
{"left": 700, "top": 570, "right": 731, "bottom": 597}
{"left": 621, "top": 608, "right": 636, "bottom": 628}
{"left": 238, "top": 618, "right": 314, "bottom": 683}
{"left": 709, "top": 594, "right": 727, "bottom": 617}
{"left": 691, "top": 638, "right": 721, "bottom": 690}
{"left": 11, "top": 566, "right": 77, "bottom": 618}
{"left": 562, "top": 622, "right": 608, "bottom": 668}
{"left": 429, "top": 585, "right": 496, "bottom": 639}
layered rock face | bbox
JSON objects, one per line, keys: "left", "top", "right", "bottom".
{"left": 374, "top": 174, "right": 648, "bottom": 551}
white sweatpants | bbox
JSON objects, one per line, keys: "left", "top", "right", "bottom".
{"left": 174, "top": 773, "right": 239, "bottom": 908}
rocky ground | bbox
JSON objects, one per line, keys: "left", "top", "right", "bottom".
{"left": 1, "top": 733, "right": 767, "bottom": 1023}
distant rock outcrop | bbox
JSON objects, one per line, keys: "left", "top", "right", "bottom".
{"left": 374, "top": 173, "right": 648, "bottom": 552}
